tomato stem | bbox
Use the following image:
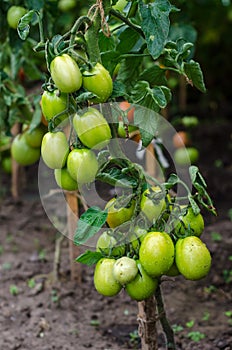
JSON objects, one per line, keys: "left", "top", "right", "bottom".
{"left": 110, "top": 9, "right": 145, "bottom": 38}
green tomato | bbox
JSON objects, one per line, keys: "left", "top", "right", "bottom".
{"left": 94, "top": 258, "right": 122, "bottom": 297}
{"left": 175, "top": 236, "right": 211, "bottom": 280}
{"left": 139, "top": 231, "right": 174, "bottom": 277}
{"left": 105, "top": 197, "right": 135, "bottom": 228}
{"left": 140, "top": 186, "right": 166, "bottom": 223}
{"left": 24, "top": 125, "right": 46, "bottom": 148}
{"left": 7, "top": 6, "right": 27, "bottom": 29}
{"left": 174, "top": 147, "right": 199, "bottom": 166}
{"left": 11, "top": 134, "right": 40, "bottom": 166}
{"left": 1, "top": 157, "right": 12, "bottom": 174}
{"left": 41, "top": 131, "right": 69, "bottom": 169}
{"left": 125, "top": 261, "right": 158, "bottom": 301}
{"left": 58, "top": 0, "right": 76, "bottom": 12}
{"left": 113, "top": 257, "right": 138, "bottom": 285}
{"left": 82, "top": 63, "right": 113, "bottom": 103}
{"left": 67, "top": 148, "right": 98, "bottom": 184}
{"left": 174, "top": 206, "right": 204, "bottom": 237}
{"left": 54, "top": 168, "right": 78, "bottom": 191}
{"left": 50, "top": 54, "right": 82, "bottom": 93}
{"left": 96, "top": 231, "right": 125, "bottom": 257}
{"left": 40, "top": 90, "right": 69, "bottom": 125}
{"left": 73, "top": 107, "right": 112, "bottom": 150}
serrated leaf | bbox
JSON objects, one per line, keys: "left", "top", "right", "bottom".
{"left": 139, "top": 0, "right": 179, "bottom": 60}
{"left": 183, "top": 60, "right": 206, "bottom": 93}
{"left": 116, "top": 56, "right": 142, "bottom": 90}
{"left": 139, "top": 65, "right": 167, "bottom": 86}
{"left": 17, "top": 10, "right": 36, "bottom": 40}
{"left": 111, "top": 80, "right": 127, "bottom": 99}
{"left": 76, "top": 250, "right": 103, "bottom": 266}
{"left": 152, "top": 86, "right": 169, "bottom": 108}
{"left": 74, "top": 207, "right": 107, "bottom": 246}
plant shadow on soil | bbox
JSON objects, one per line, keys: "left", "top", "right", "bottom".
{"left": 0, "top": 119, "right": 232, "bottom": 350}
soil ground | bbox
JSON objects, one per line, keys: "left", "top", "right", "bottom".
{"left": 0, "top": 119, "right": 232, "bottom": 350}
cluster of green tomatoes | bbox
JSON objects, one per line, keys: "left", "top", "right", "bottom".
{"left": 93, "top": 186, "right": 212, "bottom": 301}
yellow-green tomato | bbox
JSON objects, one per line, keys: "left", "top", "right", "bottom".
{"left": 11, "top": 134, "right": 40, "bottom": 166}
{"left": 175, "top": 236, "right": 211, "bottom": 280}
{"left": 175, "top": 206, "right": 204, "bottom": 237}
{"left": 54, "top": 168, "right": 78, "bottom": 191}
{"left": 67, "top": 148, "right": 98, "bottom": 184}
{"left": 113, "top": 257, "right": 138, "bottom": 285}
{"left": 7, "top": 6, "right": 27, "bottom": 29}
{"left": 82, "top": 63, "right": 113, "bottom": 103}
{"left": 125, "top": 261, "right": 158, "bottom": 301}
{"left": 40, "top": 90, "right": 69, "bottom": 124}
{"left": 139, "top": 231, "right": 174, "bottom": 277}
{"left": 140, "top": 186, "right": 166, "bottom": 222}
{"left": 41, "top": 131, "right": 69, "bottom": 169}
{"left": 50, "top": 54, "right": 82, "bottom": 93}
{"left": 94, "top": 258, "right": 122, "bottom": 297}
{"left": 105, "top": 197, "right": 135, "bottom": 228}
{"left": 174, "top": 147, "right": 199, "bottom": 166}
{"left": 96, "top": 231, "right": 125, "bottom": 257}
{"left": 1, "top": 157, "right": 12, "bottom": 174}
{"left": 73, "top": 107, "right": 112, "bottom": 150}
{"left": 24, "top": 125, "right": 46, "bottom": 148}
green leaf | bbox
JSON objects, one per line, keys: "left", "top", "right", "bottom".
{"left": 99, "top": 31, "right": 116, "bottom": 53}
{"left": 116, "top": 56, "right": 142, "bottom": 91}
{"left": 139, "top": 0, "right": 179, "bottom": 59}
{"left": 111, "top": 80, "right": 127, "bottom": 99}
{"left": 189, "top": 166, "right": 207, "bottom": 188}
{"left": 117, "top": 27, "right": 142, "bottom": 54}
{"left": 76, "top": 250, "right": 103, "bottom": 266}
{"left": 17, "top": 10, "right": 36, "bottom": 40}
{"left": 165, "top": 173, "right": 179, "bottom": 189}
{"left": 28, "top": 96, "right": 42, "bottom": 131}
{"left": 101, "top": 51, "right": 120, "bottom": 75}
{"left": 74, "top": 207, "right": 107, "bottom": 246}
{"left": 183, "top": 60, "right": 206, "bottom": 93}
{"left": 139, "top": 65, "right": 167, "bottom": 86}
{"left": 188, "top": 196, "right": 200, "bottom": 215}
{"left": 96, "top": 167, "right": 138, "bottom": 188}
{"left": 134, "top": 106, "right": 159, "bottom": 147}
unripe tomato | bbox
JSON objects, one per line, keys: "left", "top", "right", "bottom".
{"left": 11, "top": 134, "right": 41, "bottom": 166}
{"left": 113, "top": 257, "right": 138, "bottom": 285}
{"left": 94, "top": 258, "right": 122, "bottom": 297}
{"left": 82, "top": 63, "right": 113, "bottom": 103}
{"left": 174, "top": 147, "right": 199, "bottom": 165}
{"left": 105, "top": 197, "right": 135, "bottom": 228}
{"left": 54, "top": 168, "right": 78, "bottom": 191}
{"left": 174, "top": 206, "right": 204, "bottom": 237}
{"left": 140, "top": 186, "right": 166, "bottom": 223}
{"left": 139, "top": 231, "right": 174, "bottom": 277}
{"left": 125, "top": 261, "right": 158, "bottom": 301}
{"left": 41, "top": 131, "right": 69, "bottom": 169}
{"left": 96, "top": 231, "right": 125, "bottom": 257}
{"left": 58, "top": 0, "right": 76, "bottom": 12}
{"left": 40, "top": 90, "right": 69, "bottom": 124}
{"left": 50, "top": 54, "right": 82, "bottom": 93}
{"left": 1, "top": 157, "right": 12, "bottom": 174}
{"left": 24, "top": 125, "right": 46, "bottom": 148}
{"left": 7, "top": 6, "right": 27, "bottom": 29}
{"left": 175, "top": 236, "right": 211, "bottom": 280}
{"left": 73, "top": 107, "right": 112, "bottom": 150}
{"left": 67, "top": 148, "right": 98, "bottom": 184}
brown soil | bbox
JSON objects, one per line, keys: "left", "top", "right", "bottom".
{"left": 0, "top": 119, "right": 231, "bottom": 350}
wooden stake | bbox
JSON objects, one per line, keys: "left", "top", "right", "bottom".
{"left": 145, "top": 143, "right": 156, "bottom": 179}
{"left": 65, "top": 192, "right": 82, "bottom": 283}
{"left": 138, "top": 297, "right": 158, "bottom": 350}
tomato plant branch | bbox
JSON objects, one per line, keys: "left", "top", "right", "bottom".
{"left": 110, "top": 9, "right": 145, "bottom": 38}
{"left": 155, "top": 283, "right": 176, "bottom": 349}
